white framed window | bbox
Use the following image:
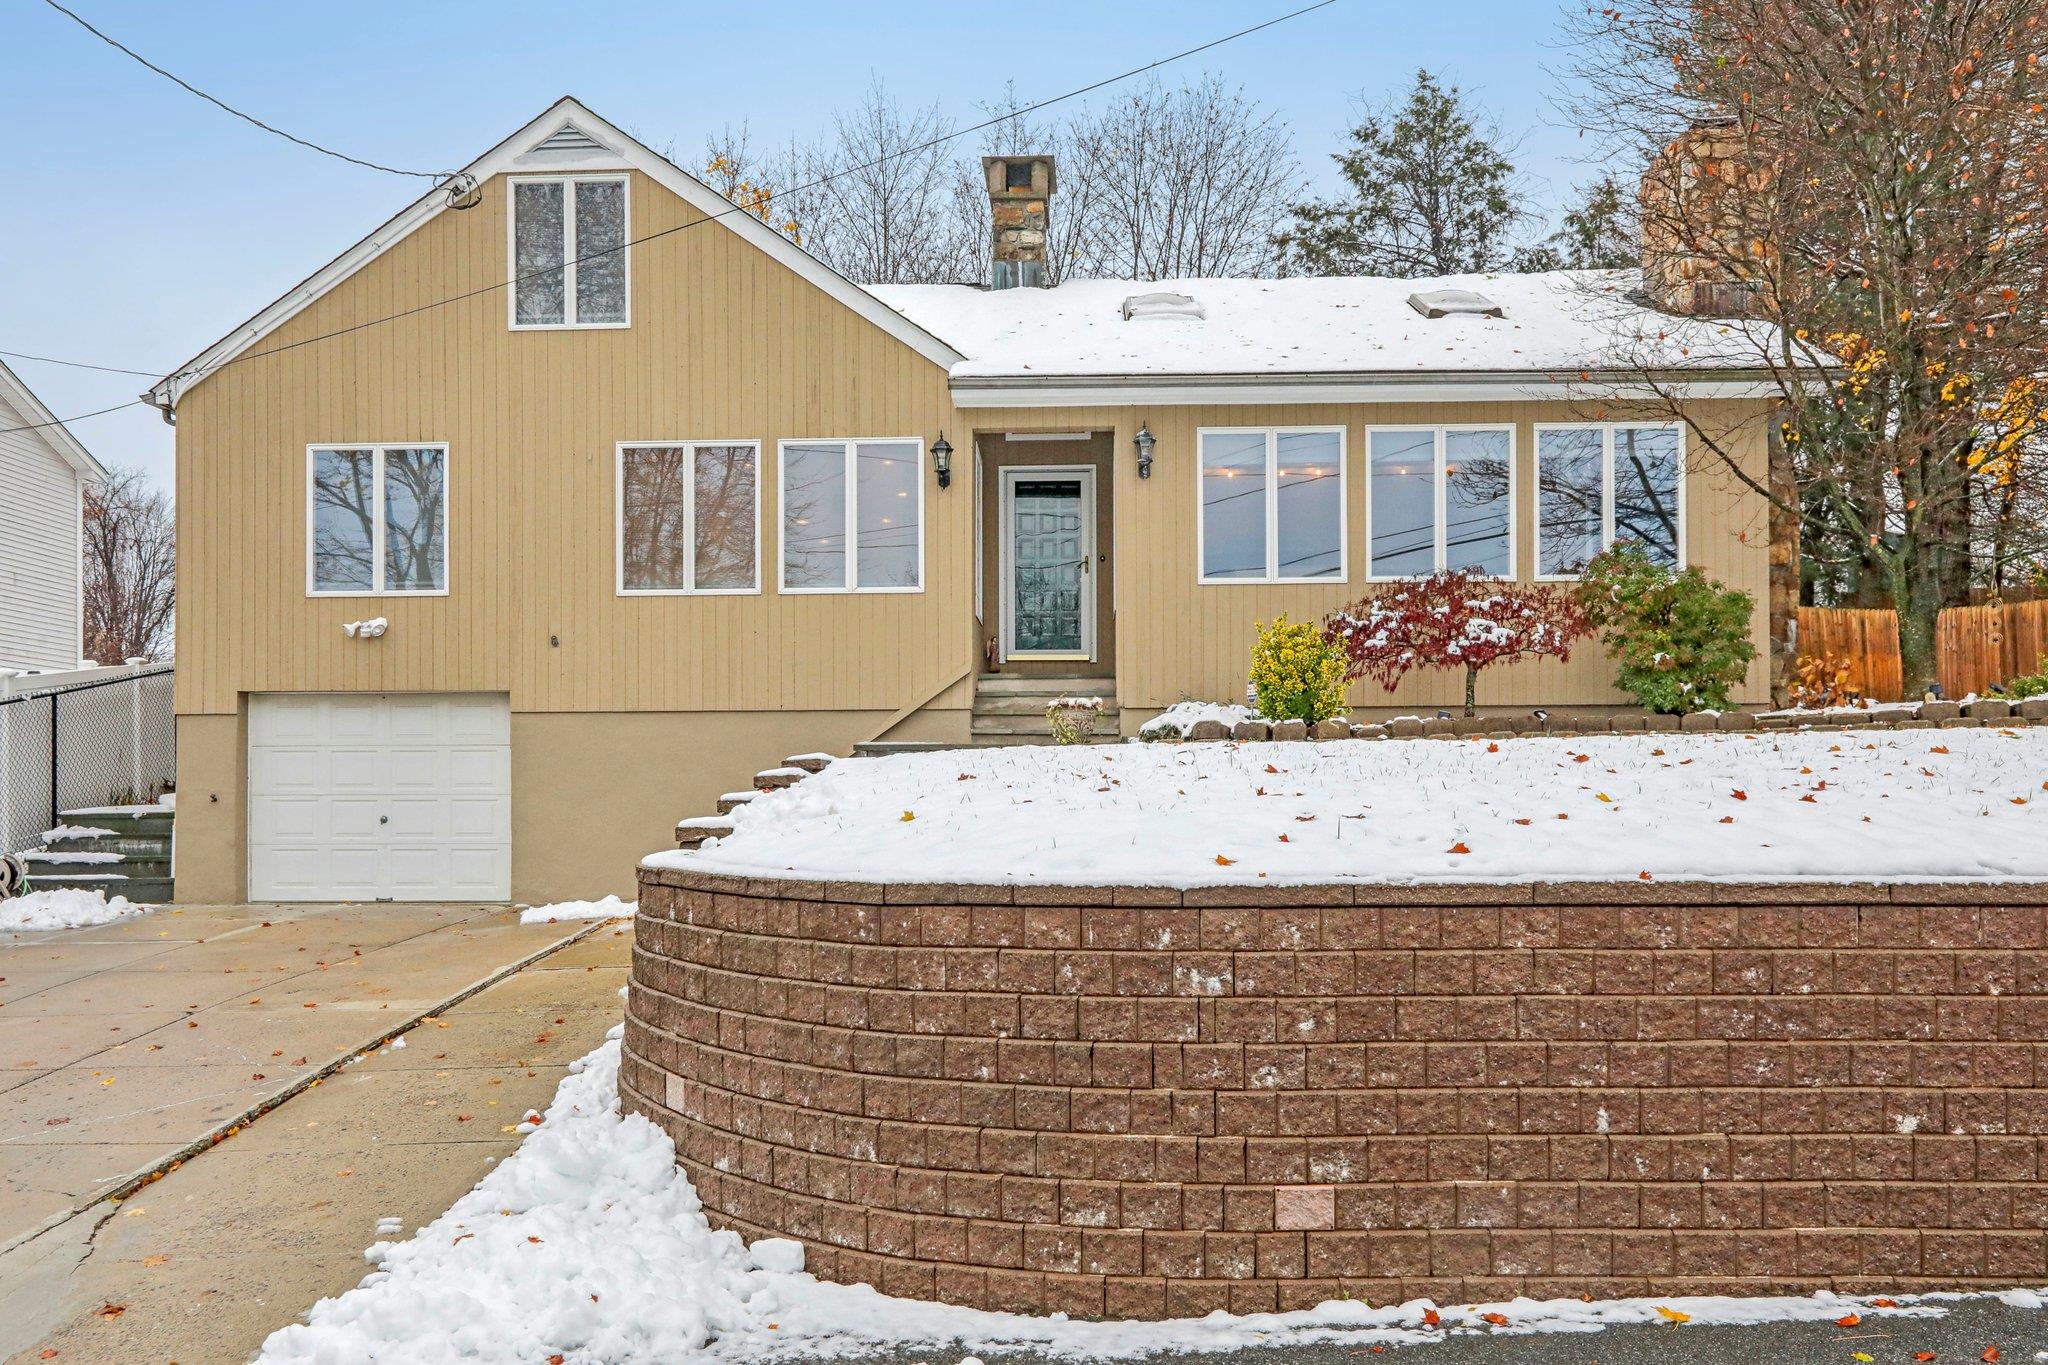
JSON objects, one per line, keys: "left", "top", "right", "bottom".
{"left": 509, "top": 175, "right": 629, "bottom": 329}
{"left": 616, "top": 442, "right": 761, "bottom": 595}
{"left": 1196, "top": 427, "right": 1346, "bottom": 583}
{"left": 1365, "top": 425, "right": 1514, "bottom": 580}
{"left": 307, "top": 444, "right": 449, "bottom": 596}
{"left": 778, "top": 439, "right": 925, "bottom": 593}
{"left": 1534, "top": 423, "right": 1684, "bottom": 578}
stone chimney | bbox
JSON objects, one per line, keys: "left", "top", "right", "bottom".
{"left": 1640, "top": 117, "right": 1774, "bottom": 317}
{"left": 983, "top": 155, "right": 1055, "bottom": 289}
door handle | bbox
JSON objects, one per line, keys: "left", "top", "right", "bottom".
{"left": 379, "top": 815, "right": 390, "bottom": 825}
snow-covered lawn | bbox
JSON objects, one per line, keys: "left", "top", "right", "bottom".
{"left": 656, "top": 728, "right": 2048, "bottom": 886}
{"left": 518, "top": 894, "right": 636, "bottom": 924}
{"left": 0, "top": 887, "right": 152, "bottom": 932}
{"left": 256, "top": 1029, "right": 2044, "bottom": 1364}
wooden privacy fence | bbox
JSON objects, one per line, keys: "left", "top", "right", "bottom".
{"left": 1797, "top": 600, "right": 2048, "bottom": 701}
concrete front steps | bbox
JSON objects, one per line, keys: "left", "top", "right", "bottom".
{"left": 970, "top": 674, "right": 1119, "bottom": 746}
{"left": 22, "top": 805, "right": 176, "bottom": 902}
{"left": 675, "top": 753, "right": 835, "bottom": 849}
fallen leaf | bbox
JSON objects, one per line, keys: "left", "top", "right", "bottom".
{"left": 1447, "top": 841, "right": 1471, "bottom": 855}
{"left": 1853, "top": 1354, "right": 1873, "bottom": 1362}
{"left": 1731, "top": 789, "right": 1748, "bottom": 800}
{"left": 1915, "top": 1353, "right": 1936, "bottom": 1361}
{"left": 1638, "top": 871, "right": 1654, "bottom": 881}
{"left": 898, "top": 811, "right": 916, "bottom": 823}
{"left": 1481, "top": 1312, "right": 1509, "bottom": 1326}
{"left": 335, "top": 1167, "right": 355, "bottom": 1178}
{"left": 527, "top": 1235, "right": 543, "bottom": 1244}
{"left": 1870, "top": 1298, "right": 1898, "bottom": 1308}
{"left": 452, "top": 1232, "right": 474, "bottom": 1245}
{"left": 1486, "top": 742, "right": 1500, "bottom": 753}
{"left": 1719, "top": 815, "right": 1735, "bottom": 824}
{"left": 1513, "top": 818, "right": 1532, "bottom": 826}
{"left": 1595, "top": 793, "right": 1612, "bottom": 802}
{"left": 1836, "top": 1313, "right": 1862, "bottom": 1327}
{"left": 1655, "top": 1305, "right": 1691, "bottom": 1323}
{"left": 94, "top": 1302, "right": 125, "bottom": 1319}
{"left": 1276, "top": 833, "right": 1290, "bottom": 842}
{"left": 142, "top": 1254, "right": 169, "bottom": 1267}
{"left": 1981, "top": 1348, "right": 1999, "bottom": 1363}
{"left": 1931, "top": 745, "right": 1950, "bottom": 754}
{"left": 1573, "top": 753, "right": 1590, "bottom": 764}
{"left": 1214, "top": 855, "right": 1237, "bottom": 866}
{"left": 1422, "top": 1308, "right": 1441, "bottom": 1327}
{"left": 1264, "top": 763, "right": 1280, "bottom": 774}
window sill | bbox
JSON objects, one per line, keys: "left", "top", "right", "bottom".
{"left": 616, "top": 587, "right": 763, "bottom": 598}
{"left": 779, "top": 585, "right": 927, "bottom": 596}
{"left": 510, "top": 320, "right": 631, "bottom": 332}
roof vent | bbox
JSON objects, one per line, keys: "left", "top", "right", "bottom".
{"left": 1407, "top": 288, "right": 1503, "bottom": 319}
{"left": 534, "top": 123, "right": 606, "bottom": 154}
{"left": 1121, "top": 291, "right": 1205, "bottom": 322}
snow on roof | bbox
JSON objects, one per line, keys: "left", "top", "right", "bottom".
{"left": 865, "top": 269, "right": 1780, "bottom": 382}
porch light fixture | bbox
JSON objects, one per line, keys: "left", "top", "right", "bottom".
{"left": 1134, "top": 423, "right": 1156, "bottom": 479}
{"left": 931, "top": 433, "right": 954, "bottom": 489}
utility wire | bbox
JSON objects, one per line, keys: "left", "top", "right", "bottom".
{"left": 0, "top": 348, "right": 161, "bottom": 377}
{"left": 38, "top": 0, "right": 448, "bottom": 181}
{"left": 158, "top": 0, "right": 1339, "bottom": 390}
{"left": 0, "top": 399, "right": 148, "bottom": 437}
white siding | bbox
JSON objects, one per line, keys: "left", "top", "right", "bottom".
{"left": 0, "top": 385, "right": 85, "bottom": 670}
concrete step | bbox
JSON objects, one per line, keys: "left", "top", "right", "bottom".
{"left": 973, "top": 675, "right": 1118, "bottom": 696}
{"left": 752, "top": 767, "right": 811, "bottom": 791}
{"left": 781, "top": 753, "right": 836, "bottom": 774}
{"left": 21, "top": 855, "right": 171, "bottom": 880}
{"left": 35, "top": 834, "right": 170, "bottom": 859}
{"left": 851, "top": 741, "right": 957, "bottom": 757}
{"left": 24, "top": 871, "right": 175, "bottom": 902}
{"left": 970, "top": 713, "right": 1123, "bottom": 737}
{"left": 675, "top": 816, "right": 733, "bottom": 849}
{"left": 59, "top": 807, "right": 175, "bottom": 836}
{"left": 968, "top": 733, "right": 1122, "bottom": 748}
{"left": 716, "top": 791, "right": 759, "bottom": 816}
{"left": 971, "top": 695, "right": 1123, "bottom": 718}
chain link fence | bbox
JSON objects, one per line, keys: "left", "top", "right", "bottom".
{"left": 0, "top": 665, "right": 175, "bottom": 853}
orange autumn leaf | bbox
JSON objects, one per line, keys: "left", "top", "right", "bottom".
{"left": 1513, "top": 818, "right": 1532, "bottom": 826}
{"left": 1731, "top": 789, "right": 1748, "bottom": 800}
{"left": 1718, "top": 815, "right": 1735, "bottom": 824}
{"left": 1914, "top": 1354, "right": 1935, "bottom": 1362}
{"left": 1486, "top": 742, "right": 1500, "bottom": 753}
{"left": 1481, "top": 1312, "right": 1509, "bottom": 1326}
{"left": 1264, "top": 763, "right": 1280, "bottom": 774}
{"left": 1869, "top": 1298, "right": 1898, "bottom": 1308}
{"left": 1836, "top": 1313, "right": 1862, "bottom": 1327}
{"left": 1981, "top": 1348, "right": 1999, "bottom": 1363}
{"left": 1639, "top": 871, "right": 1654, "bottom": 881}
{"left": 1447, "top": 841, "right": 1471, "bottom": 855}
{"left": 1422, "top": 1307, "right": 1441, "bottom": 1327}
{"left": 1931, "top": 745, "right": 1950, "bottom": 754}
{"left": 1277, "top": 833, "right": 1290, "bottom": 842}
{"left": 1214, "top": 854, "right": 1237, "bottom": 866}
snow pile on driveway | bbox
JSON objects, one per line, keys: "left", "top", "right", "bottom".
{"left": 654, "top": 728, "right": 2048, "bottom": 887}
{"left": 518, "top": 894, "right": 635, "bottom": 924}
{"left": 256, "top": 1030, "right": 2029, "bottom": 1364}
{"left": 0, "top": 888, "right": 151, "bottom": 932}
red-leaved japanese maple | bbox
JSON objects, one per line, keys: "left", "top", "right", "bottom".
{"left": 1326, "top": 569, "right": 1590, "bottom": 716}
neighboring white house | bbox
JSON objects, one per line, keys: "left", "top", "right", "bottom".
{"left": 0, "top": 358, "right": 108, "bottom": 671}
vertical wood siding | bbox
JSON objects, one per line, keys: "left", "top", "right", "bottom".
{"left": 175, "top": 165, "right": 1773, "bottom": 720}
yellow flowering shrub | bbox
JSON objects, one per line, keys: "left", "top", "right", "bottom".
{"left": 1248, "top": 616, "right": 1348, "bottom": 723}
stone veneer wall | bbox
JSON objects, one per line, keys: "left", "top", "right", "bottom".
{"left": 623, "top": 867, "right": 2048, "bottom": 1320}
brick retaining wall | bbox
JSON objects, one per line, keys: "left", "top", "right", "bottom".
{"left": 623, "top": 866, "right": 2048, "bottom": 1318}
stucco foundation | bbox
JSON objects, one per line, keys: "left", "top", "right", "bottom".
{"left": 624, "top": 866, "right": 2048, "bottom": 1318}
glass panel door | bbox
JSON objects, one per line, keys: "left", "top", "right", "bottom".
{"left": 1010, "top": 477, "right": 1087, "bottom": 655}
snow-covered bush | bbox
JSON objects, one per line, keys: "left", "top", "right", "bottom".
{"left": 1326, "top": 570, "right": 1589, "bottom": 716}
{"left": 1576, "top": 544, "right": 1757, "bottom": 714}
{"left": 1248, "top": 616, "right": 1348, "bottom": 723}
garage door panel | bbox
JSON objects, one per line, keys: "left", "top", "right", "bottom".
{"left": 249, "top": 694, "right": 510, "bottom": 902}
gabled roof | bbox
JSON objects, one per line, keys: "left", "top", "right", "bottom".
{"left": 867, "top": 270, "right": 1792, "bottom": 406}
{"left": 0, "top": 358, "right": 109, "bottom": 483}
{"left": 146, "top": 97, "right": 965, "bottom": 410}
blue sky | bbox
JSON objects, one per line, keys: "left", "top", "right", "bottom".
{"left": 0, "top": 0, "right": 1590, "bottom": 490}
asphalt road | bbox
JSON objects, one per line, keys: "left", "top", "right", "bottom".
{"left": 831, "top": 1293, "right": 2047, "bottom": 1365}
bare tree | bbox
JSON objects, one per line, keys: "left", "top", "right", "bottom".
{"left": 1279, "top": 71, "right": 1526, "bottom": 277}
{"left": 1512, "top": 174, "right": 1639, "bottom": 272}
{"left": 699, "top": 122, "right": 807, "bottom": 244}
{"left": 1063, "top": 74, "right": 1302, "bottom": 280}
{"left": 1561, "top": 0, "right": 2048, "bottom": 694}
{"left": 82, "top": 468, "right": 174, "bottom": 663}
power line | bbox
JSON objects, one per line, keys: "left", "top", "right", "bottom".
{"left": 0, "top": 399, "right": 148, "bottom": 437}
{"left": 38, "top": 0, "right": 448, "bottom": 182}
{"left": 156, "top": 0, "right": 1339, "bottom": 393}
{"left": 0, "top": 349, "right": 161, "bottom": 378}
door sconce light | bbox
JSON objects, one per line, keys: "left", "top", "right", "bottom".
{"left": 1134, "top": 423, "right": 1156, "bottom": 479}
{"left": 931, "top": 433, "right": 954, "bottom": 489}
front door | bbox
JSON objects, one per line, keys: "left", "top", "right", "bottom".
{"left": 1002, "top": 467, "right": 1096, "bottom": 662}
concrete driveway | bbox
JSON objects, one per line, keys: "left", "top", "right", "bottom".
{"left": 0, "top": 901, "right": 599, "bottom": 1254}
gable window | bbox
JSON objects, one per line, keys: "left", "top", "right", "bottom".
{"left": 309, "top": 445, "right": 448, "bottom": 595}
{"left": 1197, "top": 428, "right": 1345, "bottom": 583}
{"left": 510, "top": 176, "right": 628, "bottom": 328}
{"left": 1535, "top": 424, "right": 1682, "bottom": 577}
{"left": 617, "top": 442, "right": 760, "bottom": 594}
{"left": 1366, "top": 426, "right": 1513, "bottom": 579}
{"left": 779, "top": 440, "right": 923, "bottom": 592}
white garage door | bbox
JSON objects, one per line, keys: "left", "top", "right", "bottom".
{"left": 249, "top": 693, "right": 511, "bottom": 902}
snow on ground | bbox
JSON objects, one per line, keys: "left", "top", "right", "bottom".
{"left": 0, "top": 888, "right": 151, "bottom": 932}
{"left": 1136, "top": 700, "right": 1256, "bottom": 740}
{"left": 256, "top": 1029, "right": 2039, "bottom": 1364}
{"left": 655, "top": 728, "right": 2048, "bottom": 887}
{"left": 518, "top": 894, "right": 635, "bottom": 924}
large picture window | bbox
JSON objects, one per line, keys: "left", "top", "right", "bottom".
{"left": 1366, "top": 426, "right": 1513, "bottom": 579}
{"left": 510, "top": 176, "right": 628, "bottom": 328}
{"left": 617, "top": 442, "right": 759, "bottom": 594}
{"left": 309, "top": 445, "right": 448, "bottom": 595}
{"left": 779, "top": 440, "right": 924, "bottom": 592}
{"left": 1197, "top": 428, "right": 1345, "bottom": 583}
{"left": 1536, "top": 424, "right": 1683, "bottom": 576}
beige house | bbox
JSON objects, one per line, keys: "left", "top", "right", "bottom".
{"left": 149, "top": 98, "right": 1787, "bottom": 906}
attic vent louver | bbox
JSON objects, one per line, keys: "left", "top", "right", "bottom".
{"left": 534, "top": 124, "right": 606, "bottom": 153}
{"left": 1407, "top": 289, "right": 1503, "bottom": 319}
{"left": 1120, "top": 291, "right": 1205, "bottom": 322}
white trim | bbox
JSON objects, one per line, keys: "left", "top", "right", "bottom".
{"left": 1363, "top": 424, "right": 1517, "bottom": 582}
{"left": 951, "top": 375, "right": 1790, "bottom": 408}
{"left": 506, "top": 174, "right": 631, "bottom": 330}
{"left": 305, "top": 443, "right": 452, "bottom": 597}
{"left": 147, "top": 98, "right": 965, "bottom": 410}
{"left": 775, "top": 438, "right": 927, "bottom": 595}
{"left": 998, "top": 464, "right": 1098, "bottom": 664}
{"left": 614, "top": 441, "right": 763, "bottom": 596}
{"left": 1531, "top": 421, "right": 1688, "bottom": 581}
{"left": 1195, "top": 426, "right": 1348, "bottom": 586}
{"left": 75, "top": 477, "right": 86, "bottom": 665}
{"left": 0, "top": 358, "right": 108, "bottom": 483}
{"left": 972, "top": 439, "right": 985, "bottom": 624}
